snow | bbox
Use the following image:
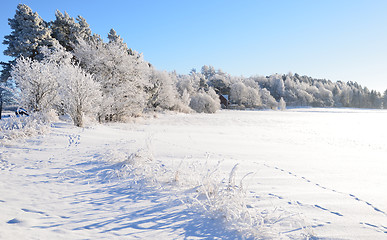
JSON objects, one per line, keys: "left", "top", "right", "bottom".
{"left": 1, "top": 108, "right": 387, "bottom": 239}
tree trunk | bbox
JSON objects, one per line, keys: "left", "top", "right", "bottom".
{"left": 0, "top": 89, "right": 3, "bottom": 120}
{"left": 75, "top": 108, "right": 84, "bottom": 127}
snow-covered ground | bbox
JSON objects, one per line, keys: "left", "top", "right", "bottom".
{"left": 1, "top": 108, "right": 387, "bottom": 239}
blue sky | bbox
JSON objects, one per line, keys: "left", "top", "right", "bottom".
{"left": 1, "top": 0, "right": 387, "bottom": 92}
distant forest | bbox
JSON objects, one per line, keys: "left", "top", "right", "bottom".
{"left": 1, "top": 4, "right": 386, "bottom": 126}
{"left": 200, "top": 66, "right": 386, "bottom": 109}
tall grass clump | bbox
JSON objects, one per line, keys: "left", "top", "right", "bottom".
{"left": 83, "top": 146, "right": 312, "bottom": 239}
{"left": 0, "top": 110, "right": 57, "bottom": 142}
{"left": 171, "top": 160, "right": 310, "bottom": 239}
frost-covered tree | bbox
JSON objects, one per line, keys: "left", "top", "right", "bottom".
{"left": 10, "top": 57, "right": 59, "bottom": 112}
{"left": 2, "top": 4, "right": 60, "bottom": 101}
{"left": 3, "top": 4, "right": 58, "bottom": 60}
{"left": 204, "top": 67, "right": 231, "bottom": 95}
{"left": 73, "top": 37, "right": 151, "bottom": 121}
{"left": 0, "top": 63, "right": 11, "bottom": 118}
{"left": 39, "top": 45, "right": 72, "bottom": 66}
{"left": 230, "top": 81, "right": 261, "bottom": 108}
{"left": 201, "top": 65, "right": 216, "bottom": 79}
{"left": 243, "top": 78, "right": 260, "bottom": 89}
{"left": 245, "top": 87, "right": 261, "bottom": 107}
{"left": 176, "top": 74, "right": 199, "bottom": 96}
{"left": 332, "top": 85, "right": 342, "bottom": 107}
{"left": 360, "top": 87, "right": 371, "bottom": 108}
{"left": 351, "top": 89, "right": 361, "bottom": 108}
{"left": 9, "top": 43, "right": 101, "bottom": 126}
{"left": 278, "top": 97, "right": 286, "bottom": 110}
{"left": 107, "top": 28, "right": 124, "bottom": 45}
{"left": 189, "top": 88, "right": 220, "bottom": 113}
{"left": 180, "top": 70, "right": 221, "bottom": 113}
{"left": 383, "top": 90, "right": 387, "bottom": 109}
{"left": 312, "top": 82, "right": 334, "bottom": 107}
{"left": 270, "top": 75, "right": 285, "bottom": 100}
{"left": 0, "top": 88, "right": 3, "bottom": 119}
{"left": 147, "top": 70, "right": 183, "bottom": 111}
{"left": 0, "top": 61, "right": 12, "bottom": 83}
{"left": 0, "top": 78, "right": 16, "bottom": 119}
{"left": 50, "top": 10, "right": 91, "bottom": 51}
{"left": 260, "top": 88, "right": 277, "bottom": 109}
{"left": 76, "top": 16, "right": 91, "bottom": 39}
{"left": 369, "top": 90, "right": 381, "bottom": 109}
{"left": 230, "top": 82, "right": 247, "bottom": 106}
{"left": 339, "top": 84, "right": 353, "bottom": 107}
{"left": 57, "top": 63, "right": 101, "bottom": 127}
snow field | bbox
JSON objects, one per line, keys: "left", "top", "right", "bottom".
{"left": 0, "top": 120, "right": 244, "bottom": 239}
{"left": 1, "top": 108, "right": 387, "bottom": 239}
{"left": 138, "top": 109, "right": 387, "bottom": 239}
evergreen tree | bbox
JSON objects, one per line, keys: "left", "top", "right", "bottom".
{"left": 51, "top": 10, "right": 91, "bottom": 51}
{"left": 201, "top": 65, "right": 216, "bottom": 79}
{"left": 0, "top": 61, "right": 13, "bottom": 118}
{"left": 383, "top": 90, "right": 387, "bottom": 109}
{"left": 0, "top": 61, "right": 12, "bottom": 82}
{"left": 107, "top": 28, "right": 123, "bottom": 44}
{"left": 75, "top": 15, "right": 92, "bottom": 40}
{"left": 3, "top": 4, "right": 58, "bottom": 60}
{"left": 1, "top": 4, "right": 60, "bottom": 114}
{"left": 0, "top": 88, "right": 2, "bottom": 119}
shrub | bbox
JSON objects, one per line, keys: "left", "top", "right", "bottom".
{"left": 0, "top": 111, "right": 55, "bottom": 141}
{"left": 189, "top": 89, "right": 220, "bottom": 113}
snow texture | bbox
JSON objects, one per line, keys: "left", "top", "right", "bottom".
{"left": 1, "top": 108, "right": 387, "bottom": 239}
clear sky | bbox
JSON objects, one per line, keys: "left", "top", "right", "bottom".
{"left": 1, "top": 0, "right": 387, "bottom": 92}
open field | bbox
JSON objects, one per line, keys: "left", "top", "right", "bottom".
{"left": 1, "top": 108, "right": 387, "bottom": 239}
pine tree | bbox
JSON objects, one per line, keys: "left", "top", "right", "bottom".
{"left": 1, "top": 4, "right": 60, "bottom": 114}
{"left": 51, "top": 10, "right": 91, "bottom": 51}
{"left": 0, "top": 62, "right": 12, "bottom": 118}
{"left": 0, "top": 61, "right": 12, "bottom": 82}
{"left": 383, "top": 90, "right": 387, "bottom": 109}
{"left": 107, "top": 29, "right": 124, "bottom": 45}
{"left": 3, "top": 4, "right": 58, "bottom": 60}
{"left": 75, "top": 16, "right": 92, "bottom": 40}
{"left": 0, "top": 88, "right": 2, "bottom": 119}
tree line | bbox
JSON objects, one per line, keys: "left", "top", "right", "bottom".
{"left": 203, "top": 66, "right": 387, "bottom": 109}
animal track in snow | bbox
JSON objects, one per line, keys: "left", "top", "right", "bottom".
{"left": 264, "top": 163, "right": 387, "bottom": 217}
{"left": 268, "top": 193, "right": 284, "bottom": 199}
{"left": 360, "top": 222, "right": 387, "bottom": 234}
{"left": 21, "top": 208, "right": 49, "bottom": 216}
{"left": 68, "top": 134, "right": 81, "bottom": 147}
{"left": 0, "top": 159, "right": 15, "bottom": 171}
{"left": 285, "top": 199, "right": 344, "bottom": 218}
{"left": 353, "top": 196, "right": 387, "bottom": 215}
{"left": 313, "top": 204, "right": 343, "bottom": 217}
